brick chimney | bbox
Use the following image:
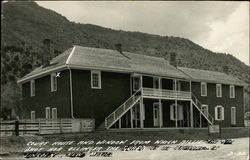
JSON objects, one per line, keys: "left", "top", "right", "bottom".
{"left": 115, "top": 43, "right": 122, "bottom": 53}
{"left": 223, "top": 66, "right": 229, "bottom": 74}
{"left": 170, "top": 52, "right": 177, "bottom": 67}
{"left": 42, "top": 39, "right": 51, "bottom": 67}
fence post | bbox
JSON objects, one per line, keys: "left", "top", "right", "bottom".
{"left": 60, "top": 118, "right": 63, "bottom": 133}
{"left": 38, "top": 119, "right": 41, "bottom": 134}
{"left": 15, "top": 120, "right": 19, "bottom": 136}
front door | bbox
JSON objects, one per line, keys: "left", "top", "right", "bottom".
{"left": 153, "top": 103, "right": 160, "bottom": 127}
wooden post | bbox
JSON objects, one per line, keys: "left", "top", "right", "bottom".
{"left": 38, "top": 119, "right": 41, "bottom": 134}
{"left": 15, "top": 120, "right": 19, "bottom": 136}
{"left": 140, "top": 98, "right": 144, "bottom": 128}
{"left": 60, "top": 118, "right": 63, "bottom": 133}
{"left": 199, "top": 112, "right": 202, "bottom": 128}
{"left": 25, "top": 119, "right": 27, "bottom": 134}
{"left": 175, "top": 100, "right": 178, "bottom": 128}
{"left": 119, "top": 119, "right": 121, "bottom": 128}
{"left": 159, "top": 99, "right": 163, "bottom": 128}
{"left": 130, "top": 108, "right": 133, "bottom": 128}
{"left": 190, "top": 101, "right": 194, "bottom": 127}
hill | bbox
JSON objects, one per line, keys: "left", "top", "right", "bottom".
{"left": 1, "top": 1, "right": 249, "bottom": 118}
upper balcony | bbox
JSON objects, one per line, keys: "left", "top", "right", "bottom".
{"left": 132, "top": 74, "right": 191, "bottom": 100}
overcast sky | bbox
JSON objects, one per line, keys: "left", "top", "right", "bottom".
{"left": 37, "top": 1, "right": 249, "bottom": 65}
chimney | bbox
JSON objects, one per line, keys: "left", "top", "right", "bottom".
{"left": 170, "top": 52, "right": 177, "bottom": 67}
{"left": 115, "top": 43, "right": 122, "bottom": 53}
{"left": 42, "top": 39, "right": 51, "bottom": 67}
{"left": 223, "top": 66, "right": 229, "bottom": 74}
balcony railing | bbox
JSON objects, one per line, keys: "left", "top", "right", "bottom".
{"left": 141, "top": 87, "right": 191, "bottom": 100}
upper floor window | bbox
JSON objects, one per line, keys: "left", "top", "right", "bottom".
{"left": 215, "top": 105, "right": 224, "bottom": 121}
{"left": 30, "top": 80, "right": 35, "bottom": 97}
{"left": 31, "top": 111, "right": 35, "bottom": 120}
{"left": 51, "top": 73, "right": 57, "bottom": 92}
{"left": 201, "top": 82, "right": 207, "bottom": 96}
{"left": 133, "top": 76, "right": 141, "bottom": 91}
{"left": 91, "top": 70, "right": 101, "bottom": 89}
{"left": 216, "top": 84, "right": 222, "bottom": 97}
{"left": 229, "top": 85, "right": 235, "bottom": 98}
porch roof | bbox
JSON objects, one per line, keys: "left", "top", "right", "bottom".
{"left": 179, "top": 67, "right": 246, "bottom": 86}
{"left": 18, "top": 46, "right": 189, "bottom": 83}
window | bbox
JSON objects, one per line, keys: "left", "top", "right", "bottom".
{"left": 153, "top": 77, "right": 160, "bottom": 89}
{"left": 91, "top": 70, "right": 101, "bottom": 89}
{"left": 52, "top": 108, "right": 57, "bottom": 119}
{"left": 133, "top": 76, "right": 141, "bottom": 91}
{"left": 31, "top": 111, "right": 35, "bottom": 120}
{"left": 51, "top": 73, "right": 57, "bottom": 92}
{"left": 45, "top": 107, "right": 51, "bottom": 119}
{"left": 216, "top": 84, "right": 222, "bottom": 97}
{"left": 170, "top": 104, "right": 183, "bottom": 120}
{"left": 215, "top": 105, "right": 224, "bottom": 121}
{"left": 201, "top": 82, "right": 207, "bottom": 96}
{"left": 201, "top": 105, "right": 209, "bottom": 117}
{"left": 230, "top": 85, "right": 235, "bottom": 98}
{"left": 30, "top": 80, "right": 35, "bottom": 97}
{"left": 231, "top": 107, "right": 236, "bottom": 125}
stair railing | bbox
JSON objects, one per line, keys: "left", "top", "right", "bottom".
{"left": 105, "top": 88, "right": 142, "bottom": 129}
{"left": 191, "top": 93, "right": 214, "bottom": 125}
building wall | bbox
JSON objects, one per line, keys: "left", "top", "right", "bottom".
{"left": 191, "top": 82, "right": 244, "bottom": 127}
{"left": 71, "top": 69, "right": 131, "bottom": 127}
{"left": 22, "top": 70, "right": 71, "bottom": 119}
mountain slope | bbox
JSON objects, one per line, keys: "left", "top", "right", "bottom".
{"left": 1, "top": 2, "right": 249, "bottom": 118}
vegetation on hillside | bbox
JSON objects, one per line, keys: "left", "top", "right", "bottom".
{"left": 1, "top": 2, "right": 249, "bottom": 119}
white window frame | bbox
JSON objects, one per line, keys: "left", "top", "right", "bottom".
{"left": 215, "top": 105, "right": 224, "bottom": 121}
{"left": 201, "top": 104, "right": 209, "bottom": 117}
{"left": 216, "top": 84, "right": 222, "bottom": 97}
{"left": 51, "top": 73, "right": 57, "bottom": 92}
{"left": 91, "top": 70, "right": 101, "bottom": 89}
{"left": 30, "top": 80, "right": 35, "bottom": 97}
{"left": 229, "top": 85, "right": 235, "bottom": 98}
{"left": 45, "top": 107, "right": 51, "bottom": 119}
{"left": 31, "top": 111, "right": 35, "bottom": 120}
{"left": 231, "top": 107, "right": 236, "bottom": 125}
{"left": 52, "top": 108, "right": 57, "bottom": 119}
{"left": 200, "top": 82, "right": 207, "bottom": 96}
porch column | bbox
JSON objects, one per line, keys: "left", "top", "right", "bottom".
{"left": 140, "top": 97, "right": 144, "bottom": 128}
{"left": 119, "top": 119, "right": 121, "bottom": 128}
{"left": 190, "top": 100, "right": 194, "bottom": 127}
{"left": 175, "top": 100, "right": 178, "bottom": 128}
{"left": 130, "top": 108, "right": 133, "bottom": 128}
{"left": 199, "top": 112, "right": 202, "bottom": 128}
{"left": 159, "top": 99, "right": 163, "bottom": 128}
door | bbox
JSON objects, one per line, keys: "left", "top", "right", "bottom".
{"left": 153, "top": 103, "right": 160, "bottom": 127}
{"left": 231, "top": 107, "right": 236, "bottom": 125}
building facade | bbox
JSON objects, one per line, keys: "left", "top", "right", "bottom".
{"left": 18, "top": 45, "right": 246, "bottom": 129}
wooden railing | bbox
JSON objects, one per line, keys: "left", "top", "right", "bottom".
{"left": 105, "top": 89, "right": 141, "bottom": 129}
{"left": 0, "top": 118, "right": 95, "bottom": 136}
{"left": 191, "top": 94, "right": 214, "bottom": 125}
{"left": 141, "top": 87, "right": 191, "bottom": 100}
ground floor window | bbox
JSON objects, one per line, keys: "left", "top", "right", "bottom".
{"left": 31, "top": 111, "right": 35, "bottom": 120}
{"left": 52, "top": 108, "right": 57, "bottom": 119}
{"left": 170, "top": 104, "right": 183, "bottom": 121}
{"left": 201, "top": 104, "right": 209, "bottom": 117}
{"left": 231, "top": 107, "right": 236, "bottom": 125}
{"left": 215, "top": 105, "right": 224, "bottom": 120}
{"left": 46, "top": 107, "right": 51, "bottom": 119}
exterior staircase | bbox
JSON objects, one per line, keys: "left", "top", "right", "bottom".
{"left": 105, "top": 89, "right": 142, "bottom": 129}
{"left": 191, "top": 93, "right": 214, "bottom": 125}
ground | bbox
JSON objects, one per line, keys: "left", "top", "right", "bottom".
{"left": 0, "top": 128, "right": 249, "bottom": 160}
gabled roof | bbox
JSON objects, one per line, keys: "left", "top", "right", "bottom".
{"left": 179, "top": 67, "right": 246, "bottom": 86}
{"left": 18, "top": 46, "right": 189, "bottom": 83}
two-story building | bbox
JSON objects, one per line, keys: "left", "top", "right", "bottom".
{"left": 17, "top": 44, "right": 246, "bottom": 130}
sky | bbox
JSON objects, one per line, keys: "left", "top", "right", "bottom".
{"left": 37, "top": 1, "right": 249, "bottom": 65}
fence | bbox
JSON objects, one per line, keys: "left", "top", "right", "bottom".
{"left": 0, "top": 118, "right": 95, "bottom": 136}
